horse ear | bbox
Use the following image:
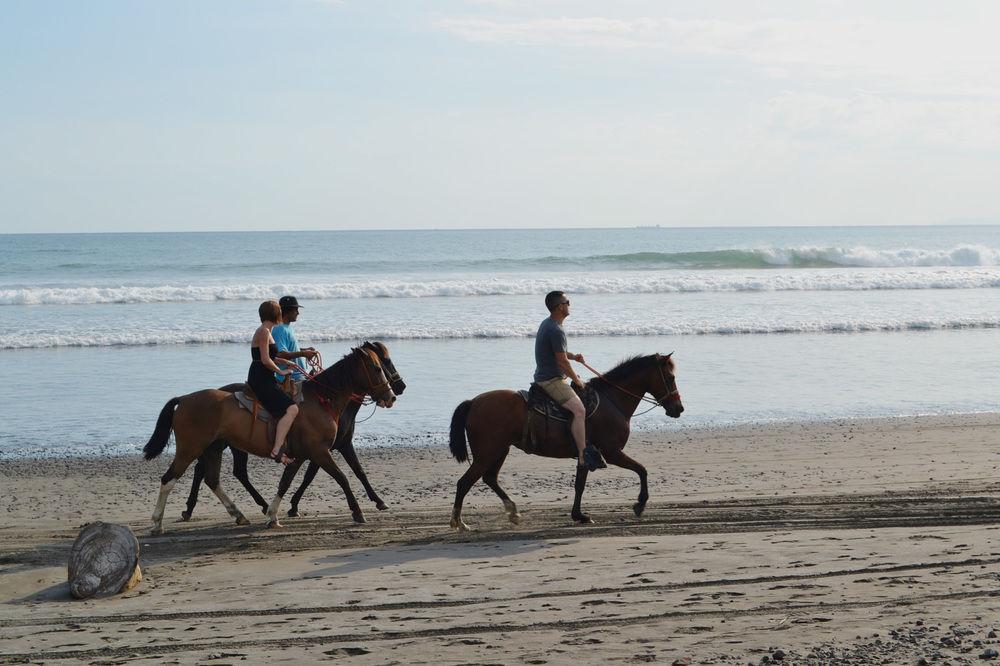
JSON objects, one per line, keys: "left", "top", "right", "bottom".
{"left": 664, "top": 352, "right": 674, "bottom": 360}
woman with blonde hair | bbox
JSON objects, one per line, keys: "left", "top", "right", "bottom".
{"left": 248, "top": 300, "right": 299, "bottom": 464}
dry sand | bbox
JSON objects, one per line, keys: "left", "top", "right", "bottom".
{"left": 3, "top": 414, "right": 1000, "bottom": 664}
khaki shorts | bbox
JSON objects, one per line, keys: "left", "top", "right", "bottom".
{"left": 537, "top": 377, "right": 576, "bottom": 405}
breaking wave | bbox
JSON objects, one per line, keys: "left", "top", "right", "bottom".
{"left": 5, "top": 267, "right": 1000, "bottom": 305}
{"left": 5, "top": 317, "right": 1000, "bottom": 349}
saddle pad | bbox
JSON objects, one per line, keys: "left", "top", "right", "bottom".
{"left": 520, "top": 383, "right": 600, "bottom": 422}
{"left": 234, "top": 392, "right": 273, "bottom": 422}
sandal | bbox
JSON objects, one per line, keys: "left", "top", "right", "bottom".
{"left": 270, "top": 443, "right": 294, "bottom": 465}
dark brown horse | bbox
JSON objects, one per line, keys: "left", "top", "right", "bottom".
{"left": 448, "top": 353, "right": 683, "bottom": 530}
{"left": 144, "top": 346, "right": 396, "bottom": 534}
{"left": 179, "top": 341, "right": 406, "bottom": 521}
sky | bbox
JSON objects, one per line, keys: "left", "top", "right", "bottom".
{"left": 2, "top": 0, "right": 1000, "bottom": 233}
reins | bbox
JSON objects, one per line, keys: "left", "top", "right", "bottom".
{"left": 579, "top": 357, "right": 681, "bottom": 411}
{"left": 282, "top": 348, "right": 389, "bottom": 426}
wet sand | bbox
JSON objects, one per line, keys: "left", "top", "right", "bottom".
{"left": 3, "top": 414, "right": 1000, "bottom": 664}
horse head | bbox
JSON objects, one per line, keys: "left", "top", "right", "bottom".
{"left": 656, "top": 353, "right": 684, "bottom": 418}
{"left": 363, "top": 340, "right": 406, "bottom": 396}
{"left": 354, "top": 346, "right": 396, "bottom": 408}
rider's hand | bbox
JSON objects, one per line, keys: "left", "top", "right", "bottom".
{"left": 574, "top": 353, "right": 586, "bottom": 364}
{"left": 572, "top": 378, "right": 585, "bottom": 390}
{"left": 302, "top": 349, "right": 318, "bottom": 360}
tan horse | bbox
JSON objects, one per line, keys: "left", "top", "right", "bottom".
{"left": 143, "top": 346, "right": 396, "bottom": 534}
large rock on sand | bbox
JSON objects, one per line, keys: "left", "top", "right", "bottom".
{"left": 68, "top": 522, "right": 142, "bottom": 599}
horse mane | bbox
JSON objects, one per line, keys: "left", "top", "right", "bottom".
{"left": 587, "top": 354, "right": 659, "bottom": 389}
{"left": 309, "top": 350, "right": 362, "bottom": 394}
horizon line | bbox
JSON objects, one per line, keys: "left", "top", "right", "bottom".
{"left": 3, "top": 221, "right": 1000, "bottom": 236}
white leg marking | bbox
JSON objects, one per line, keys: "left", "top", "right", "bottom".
{"left": 151, "top": 479, "right": 177, "bottom": 534}
{"left": 266, "top": 494, "right": 283, "bottom": 527}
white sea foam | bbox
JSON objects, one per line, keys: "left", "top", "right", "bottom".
{"left": 5, "top": 317, "right": 1000, "bottom": 349}
{"left": 5, "top": 267, "right": 1000, "bottom": 305}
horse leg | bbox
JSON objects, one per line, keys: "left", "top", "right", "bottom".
{"left": 203, "top": 448, "right": 250, "bottom": 526}
{"left": 230, "top": 447, "right": 269, "bottom": 514}
{"left": 481, "top": 450, "right": 519, "bottom": 525}
{"left": 450, "top": 454, "right": 498, "bottom": 532}
{"left": 602, "top": 448, "right": 649, "bottom": 518}
{"left": 151, "top": 454, "right": 196, "bottom": 535}
{"left": 339, "top": 444, "right": 388, "bottom": 511}
{"left": 313, "top": 453, "right": 367, "bottom": 524}
{"left": 265, "top": 459, "right": 305, "bottom": 528}
{"left": 571, "top": 464, "right": 593, "bottom": 524}
{"left": 181, "top": 455, "right": 207, "bottom": 522}
{"left": 287, "top": 461, "right": 320, "bottom": 518}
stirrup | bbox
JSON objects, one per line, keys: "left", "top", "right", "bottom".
{"left": 583, "top": 445, "right": 607, "bottom": 472}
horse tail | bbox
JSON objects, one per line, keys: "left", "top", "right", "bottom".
{"left": 449, "top": 400, "right": 473, "bottom": 462}
{"left": 144, "top": 397, "right": 181, "bottom": 460}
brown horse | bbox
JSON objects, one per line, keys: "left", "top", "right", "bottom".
{"left": 179, "top": 341, "right": 407, "bottom": 521}
{"left": 448, "top": 353, "right": 683, "bottom": 530}
{"left": 143, "top": 346, "right": 396, "bottom": 535}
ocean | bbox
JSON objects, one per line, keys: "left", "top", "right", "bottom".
{"left": 3, "top": 226, "right": 1000, "bottom": 459}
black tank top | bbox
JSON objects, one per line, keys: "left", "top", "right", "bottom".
{"left": 251, "top": 342, "right": 279, "bottom": 363}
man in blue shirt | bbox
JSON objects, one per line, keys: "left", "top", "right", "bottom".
{"left": 534, "top": 291, "right": 605, "bottom": 471}
{"left": 273, "top": 295, "right": 318, "bottom": 384}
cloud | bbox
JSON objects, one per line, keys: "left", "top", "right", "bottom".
{"left": 434, "top": 15, "right": 1000, "bottom": 95}
{"left": 764, "top": 91, "right": 1000, "bottom": 150}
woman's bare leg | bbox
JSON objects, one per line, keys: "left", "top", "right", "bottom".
{"left": 270, "top": 404, "right": 299, "bottom": 461}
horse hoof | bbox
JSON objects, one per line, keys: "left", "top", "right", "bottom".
{"left": 352, "top": 512, "right": 367, "bottom": 524}
{"left": 450, "top": 518, "right": 470, "bottom": 532}
{"left": 267, "top": 519, "right": 283, "bottom": 529}
{"left": 149, "top": 526, "right": 163, "bottom": 536}
{"left": 286, "top": 508, "right": 299, "bottom": 518}
{"left": 235, "top": 515, "right": 250, "bottom": 526}
{"left": 633, "top": 502, "right": 647, "bottom": 518}
{"left": 260, "top": 507, "right": 269, "bottom": 516}
{"left": 180, "top": 511, "right": 191, "bottom": 522}
{"left": 508, "top": 512, "right": 522, "bottom": 525}
{"left": 572, "top": 513, "right": 594, "bottom": 525}
{"left": 375, "top": 502, "right": 388, "bottom": 511}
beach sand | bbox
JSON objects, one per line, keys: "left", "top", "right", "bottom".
{"left": 3, "top": 414, "right": 1000, "bottom": 664}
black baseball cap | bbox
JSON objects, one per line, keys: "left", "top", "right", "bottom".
{"left": 278, "top": 296, "right": 302, "bottom": 310}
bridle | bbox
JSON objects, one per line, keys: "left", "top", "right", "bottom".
{"left": 354, "top": 347, "right": 393, "bottom": 399}
{"left": 363, "top": 342, "right": 401, "bottom": 389}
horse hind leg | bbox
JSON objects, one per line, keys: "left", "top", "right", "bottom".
{"left": 203, "top": 450, "right": 249, "bottom": 526}
{"left": 451, "top": 453, "right": 501, "bottom": 532}
{"left": 481, "top": 451, "right": 519, "bottom": 525}
{"left": 152, "top": 455, "right": 196, "bottom": 535}
{"left": 230, "top": 447, "right": 269, "bottom": 515}
{"left": 181, "top": 456, "right": 207, "bottom": 522}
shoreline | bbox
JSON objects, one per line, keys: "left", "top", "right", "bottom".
{"left": 4, "top": 413, "right": 1000, "bottom": 664}
{"left": 3, "top": 410, "right": 998, "bottom": 462}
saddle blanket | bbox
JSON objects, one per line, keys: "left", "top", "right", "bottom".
{"left": 518, "top": 382, "right": 600, "bottom": 422}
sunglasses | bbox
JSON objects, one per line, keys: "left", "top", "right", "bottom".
{"left": 561, "top": 300, "right": 570, "bottom": 306}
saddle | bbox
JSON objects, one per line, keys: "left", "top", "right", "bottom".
{"left": 233, "top": 381, "right": 305, "bottom": 443}
{"left": 518, "top": 382, "right": 600, "bottom": 454}
{"left": 519, "top": 382, "right": 600, "bottom": 422}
